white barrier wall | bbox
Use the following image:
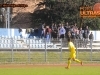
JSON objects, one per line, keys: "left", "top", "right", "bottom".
{"left": 0, "top": 28, "right": 100, "bottom": 40}
{"left": 90, "top": 31, "right": 100, "bottom": 40}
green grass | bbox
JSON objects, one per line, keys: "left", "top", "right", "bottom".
{"left": 0, "top": 66, "right": 100, "bottom": 75}
{"left": 0, "top": 51, "right": 100, "bottom": 63}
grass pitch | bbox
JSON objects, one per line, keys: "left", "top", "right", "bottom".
{"left": 0, "top": 65, "right": 100, "bottom": 75}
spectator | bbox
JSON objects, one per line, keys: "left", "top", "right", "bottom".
{"left": 51, "top": 28, "right": 58, "bottom": 40}
{"left": 18, "top": 28, "right": 22, "bottom": 38}
{"left": 75, "top": 28, "right": 79, "bottom": 39}
{"left": 89, "top": 32, "right": 94, "bottom": 48}
{"left": 57, "top": 23, "right": 62, "bottom": 38}
{"left": 59, "top": 25, "right": 66, "bottom": 39}
{"left": 64, "top": 22, "right": 69, "bottom": 30}
{"left": 51, "top": 23, "right": 55, "bottom": 30}
{"left": 28, "top": 28, "right": 34, "bottom": 38}
{"left": 67, "top": 31, "right": 71, "bottom": 39}
{"left": 71, "top": 28, "right": 76, "bottom": 43}
{"left": 73, "top": 23, "right": 77, "bottom": 29}
{"left": 79, "top": 27, "right": 83, "bottom": 40}
{"left": 41, "top": 23, "right": 45, "bottom": 29}
{"left": 41, "top": 28, "right": 45, "bottom": 39}
{"left": 45, "top": 26, "right": 52, "bottom": 43}
{"left": 83, "top": 26, "right": 90, "bottom": 48}
{"left": 71, "top": 29, "right": 76, "bottom": 40}
{"left": 34, "top": 27, "right": 39, "bottom": 38}
{"left": 54, "top": 24, "right": 57, "bottom": 30}
{"left": 40, "top": 23, "right": 45, "bottom": 38}
{"left": 83, "top": 26, "right": 89, "bottom": 39}
{"left": 46, "top": 32, "right": 50, "bottom": 43}
{"left": 64, "top": 22, "right": 69, "bottom": 38}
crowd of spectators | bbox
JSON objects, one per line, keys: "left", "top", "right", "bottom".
{"left": 39, "top": 22, "right": 90, "bottom": 41}
{"left": 19, "top": 22, "right": 94, "bottom": 48}
{"left": 19, "top": 22, "right": 91, "bottom": 40}
{"left": 39, "top": 22, "right": 92, "bottom": 47}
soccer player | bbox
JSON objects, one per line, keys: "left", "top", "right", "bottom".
{"left": 66, "top": 38, "right": 83, "bottom": 69}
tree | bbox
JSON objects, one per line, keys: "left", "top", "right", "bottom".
{"left": 32, "top": 0, "right": 100, "bottom": 30}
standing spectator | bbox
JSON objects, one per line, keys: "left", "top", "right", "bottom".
{"left": 64, "top": 22, "right": 69, "bottom": 30}
{"left": 86, "top": 26, "right": 90, "bottom": 38}
{"left": 34, "top": 27, "right": 39, "bottom": 38}
{"left": 51, "top": 23, "right": 55, "bottom": 30}
{"left": 41, "top": 28, "right": 45, "bottom": 39}
{"left": 40, "top": 23, "right": 45, "bottom": 38}
{"left": 57, "top": 23, "right": 62, "bottom": 38}
{"left": 79, "top": 27, "right": 84, "bottom": 47}
{"left": 73, "top": 23, "right": 77, "bottom": 29}
{"left": 71, "top": 28, "right": 76, "bottom": 43}
{"left": 18, "top": 28, "right": 22, "bottom": 38}
{"left": 51, "top": 28, "right": 58, "bottom": 40}
{"left": 67, "top": 31, "right": 71, "bottom": 39}
{"left": 45, "top": 26, "right": 52, "bottom": 43}
{"left": 59, "top": 25, "right": 66, "bottom": 39}
{"left": 64, "top": 22, "right": 69, "bottom": 38}
{"left": 41, "top": 23, "right": 45, "bottom": 29}
{"left": 53, "top": 23, "right": 57, "bottom": 30}
{"left": 89, "top": 32, "right": 94, "bottom": 48}
{"left": 83, "top": 26, "right": 90, "bottom": 48}
{"left": 46, "top": 32, "right": 50, "bottom": 43}
{"left": 75, "top": 28, "right": 79, "bottom": 39}
{"left": 28, "top": 28, "right": 34, "bottom": 38}
{"left": 79, "top": 27, "right": 83, "bottom": 40}
{"left": 83, "top": 26, "right": 89, "bottom": 38}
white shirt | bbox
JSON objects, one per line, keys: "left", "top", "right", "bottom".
{"left": 59, "top": 27, "right": 66, "bottom": 35}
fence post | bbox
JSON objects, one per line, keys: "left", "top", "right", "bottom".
{"left": 11, "top": 38, "right": 14, "bottom": 62}
{"left": 60, "top": 38, "right": 62, "bottom": 62}
{"left": 90, "top": 39, "right": 93, "bottom": 61}
{"left": 45, "top": 38, "right": 47, "bottom": 62}
{"left": 28, "top": 38, "right": 30, "bottom": 63}
{"left": 76, "top": 39, "right": 78, "bottom": 59}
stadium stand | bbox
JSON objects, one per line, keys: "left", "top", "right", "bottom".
{"left": 0, "top": 28, "right": 100, "bottom": 50}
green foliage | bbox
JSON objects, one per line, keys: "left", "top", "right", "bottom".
{"left": 32, "top": 0, "right": 100, "bottom": 30}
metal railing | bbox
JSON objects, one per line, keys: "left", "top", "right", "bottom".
{"left": 0, "top": 37, "right": 100, "bottom": 64}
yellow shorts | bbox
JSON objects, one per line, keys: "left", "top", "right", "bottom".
{"left": 69, "top": 52, "right": 76, "bottom": 58}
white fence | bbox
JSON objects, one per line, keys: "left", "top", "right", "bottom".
{"left": 0, "top": 37, "right": 100, "bottom": 64}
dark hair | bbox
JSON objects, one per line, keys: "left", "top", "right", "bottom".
{"left": 67, "top": 38, "right": 71, "bottom": 42}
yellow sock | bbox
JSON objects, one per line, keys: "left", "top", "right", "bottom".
{"left": 67, "top": 60, "right": 71, "bottom": 68}
{"left": 75, "top": 59, "right": 81, "bottom": 63}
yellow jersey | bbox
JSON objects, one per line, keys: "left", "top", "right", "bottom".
{"left": 68, "top": 42, "right": 76, "bottom": 53}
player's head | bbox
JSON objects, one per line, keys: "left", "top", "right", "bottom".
{"left": 67, "top": 38, "right": 71, "bottom": 42}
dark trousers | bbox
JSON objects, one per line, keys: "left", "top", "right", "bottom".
{"left": 60, "top": 34, "right": 64, "bottom": 38}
